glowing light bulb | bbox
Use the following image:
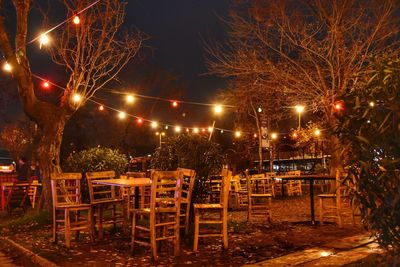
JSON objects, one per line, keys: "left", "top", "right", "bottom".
{"left": 98, "top": 105, "right": 104, "bottom": 111}
{"left": 201, "top": 128, "right": 206, "bottom": 133}
{"left": 220, "top": 130, "right": 224, "bottom": 134}
{"left": 172, "top": 101, "right": 178, "bottom": 107}
{"left": 39, "top": 33, "right": 50, "bottom": 48}
{"left": 314, "top": 129, "right": 321, "bottom": 136}
{"left": 165, "top": 125, "right": 169, "bottom": 130}
{"left": 161, "top": 132, "right": 165, "bottom": 136}
{"left": 193, "top": 128, "right": 199, "bottom": 133}
{"left": 235, "top": 131, "right": 241, "bottom": 138}
{"left": 369, "top": 101, "right": 375, "bottom": 107}
{"left": 151, "top": 121, "right": 158, "bottom": 128}
{"left": 155, "top": 132, "right": 160, "bottom": 136}
{"left": 271, "top": 133, "right": 278, "bottom": 140}
{"left": 214, "top": 104, "right": 223, "bottom": 114}
{"left": 118, "top": 112, "right": 126, "bottom": 119}
{"left": 175, "top": 126, "right": 181, "bottom": 133}
{"left": 3, "top": 62, "right": 12, "bottom": 72}
{"left": 257, "top": 107, "right": 262, "bottom": 113}
{"left": 73, "top": 15, "right": 80, "bottom": 25}
{"left": 126, "top": 94, "right": 135, "bottom": 104}
{"left": 320, "top": 251, "right": 331, "bottom": 257}
{"left": 292, "top": 132, "right": 298, "bottom": 138}
{"left": 254, "top": 133, "right": 257, "bottom": 138}
{"left": 295, "top": 105, "right": 305, "bottom": 113}
{"left": 42, "top": 81, "right": 50, "bottom": 88}
{"left": 72, "top": 93, "right": 81, "bottom": 103}
{"left": 137, "top": 118, "right": 143, "bottom": 124}
{"left": 208, "top": 127, "right": 213, "bottom": 133}
{"left": 186, "top": 128, "right": 190, "bottom": 132}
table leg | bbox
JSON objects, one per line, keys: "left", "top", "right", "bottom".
{"left": 310, "top": 179, "right": 315, "bottom": 225}
{"left": 281, "top": 179, "right": 284, "bottom": 197}
{"left": 127, "top": 187, "right": 131, "bottom": 215}
{"left": 1, "top": 185, "right": 4, "bottom": 210}
{"left": 134, "top": 186, "right": 140, "bottom": 209}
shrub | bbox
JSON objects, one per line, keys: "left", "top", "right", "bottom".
{"left": 335, "top": 57, "right": 400, "bottom": 253}
{"left": 62, "top": 147, "right": 128, "bottom": 202}
{"left": 151, "top": 134, "right": 223, "bottom": 202}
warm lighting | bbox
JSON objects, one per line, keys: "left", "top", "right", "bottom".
{"left": 235, "top": 131, "right": 241, "bottom": 138}
{"left": 165, "top": 125, "right": 169, "bottom": 130}
{"left": 214, "top": 104, "right": 223, "bottom": 114}
{"left": 72, "top": 93, "right": 81, "bottom": 103}
{"left": 39, "top": 33, "right": 50, "bottom": 48}
{"left": 271, "top": 133, "right": 278, "bottom": 140}
{"left": 220, "top": 130, "right": 224, "bottom": 133}
{"left": 137, "top": 118, "right": 143, "bottom": 124}
{"left": 369, "top": 101, "right": 375, "bottom": 107}
{"left": 193, "top": 127, "right": 199, "bottom": 133}
{"left": 257, "top": 107, "right": 262, "bottom": 113}
{"left": 334, "top": 101, "right": 344, "bottom": 111}
{"left": 42, "top": 81, "right": 50, "bottom": 88}
{"left": 118, "top": 111, "right": 126, "bottom": 119}
{"left": 314, "top": 129, "right": 321, "bottom": 137}
{"left": 151, "top": 121, "right": 158, "bottom": 128}
{"left": 254, "top": 133, "right": 257, "bottom": 138}
{"left": 3, "top": 62, "right": 12, "bottom": 72}
{"left": 320, "top": 251, "right": 331, "bottom": 257}
{"left": 292, "top": 132, "right": 298, "bottom": 138}
{"left": 172, "top": 101, "right": 178, "bottom": 107}
{"left": 126, "top": 94, "right": 135, "bottom": 104}
{"left": 161, "top": 132, "right": 166, "bottom": 136}
{"left": 295, "top": 105, "right": 305, "bottom": 113}
{"left": 208, "top": 127, "right": 213, "bottom": 133}
{"left": 201, "top": 128, "right": 206, "bottom": 133}
{"left": 175, "top": 126, "right": 181, "bottom": 133}
{"left": 73, "top": 15, "right": 80, "bottom": 25}
{"left": 155, "top": 131, "right": 160, "bottom": 135}
{"left": 186, "top": 128, "right": 190, "bottom": 132}
{"left": 98, "top": 105, "right": 104, "bottom": 111}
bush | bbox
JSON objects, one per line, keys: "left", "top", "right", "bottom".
{"left": 62, "top": 147, "right": 128, "bottom": 202}
{"left": 151, "top": 134, "right": 223, "bottom": 202}
{"left": 335, "top": 57, "right": 400, "bottom": 253}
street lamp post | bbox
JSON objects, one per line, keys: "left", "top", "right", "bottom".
{"left": 295, "top": 105, "right": 305, "bottom": 130}
{"left": 155, "top": 132, "right": 165, "bottom": 148}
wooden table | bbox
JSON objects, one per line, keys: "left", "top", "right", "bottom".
{"left": 275, "top": 175, "right": 335, "bottom": 224}
{"left": 91, "top": 178, "right": 151, "bottom": 215}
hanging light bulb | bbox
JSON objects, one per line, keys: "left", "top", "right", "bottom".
{"left": 193, "top": 127, "right": 199, "bottom": 133}
{"left": 235, "top": 131, "right": 241, "bottom": 138}
{"left": 271, "top": 133, "right": 278, "bottom": 140}
{"left": 98, "top": 105, "right": 104, "bottom": 111}
{"left": 314, "top": 129, "right": 321, "bottom": 137}
{"left": 208, "top": 127, "right": 213, "bottom": 133}
{"left": 257, "top": 107, "right": 262, "bottom": 113}
{"left": 220, "top": 129, "right": 224, "bottom": 134}
{"left": 126, "top": 94, "right": 135, "bottom": 104}
{"left": 137, "top": 118, "right": 143, "bottom": 124}
{"left": 369, "top": 101, "right": 375, "bottom": 107}
{"left": 118, "top": 111, "right": 126, "bottom": 119}
{"left": 72, "top": 93, "right": 81, "bottom": 103}
{"left": 3, "top": 62, "right": 12, "bottom": 72}
{"left": 165, "top": 125, "right": 169, "bottom": 130}
{"left": 175, "top": 126, "right": 181, "bottom": 133}
{"left": 42, "top": 81, "right": 50, "bottom": 89}
{"left": 214, "top": 104, "right": 223, "bottom": 114}
{"left": 172, "top": 101, "right": 178, "bottom": 107}
{"left": 186, "top": 128, "right": 190, "bottom": 132}
{"left": 254, "top": 133, "right": 257, "bottom": 138}
{"left": 39, "top": 33, "right": 50, "bottom": 48}
{"left": 201, "top": 128, "right": 206, "bottom": 133}
{"left": 73, "top": 15, "right": 80, "bottom": 25}
{"left": 151, "top": 121, "right": 158, "bottom": 128}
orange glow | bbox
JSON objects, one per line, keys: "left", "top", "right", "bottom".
{"left": 98, "top": 105, "right": 104, "bottom": 111}
{"left": 172, "top": 101, "right": 178, "bottom": 107}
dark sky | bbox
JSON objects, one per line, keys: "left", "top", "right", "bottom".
{"left": 125, "top": 0, "right": 230, "bottom": 100}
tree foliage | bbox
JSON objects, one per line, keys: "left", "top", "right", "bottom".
{"left": 151, "top": 134, "right": 223, "bottom": 202}
{"left": 335, "top": 57, "right": 400, "bottom": 252}
{"left": 0, "top": 121, "right": 34, "bottom": 160}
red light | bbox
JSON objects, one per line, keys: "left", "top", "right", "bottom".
{"left": 292, "top": 132, "right": 298, "bottom": 138}
{"left": 98, "top": 105, "right": 104, "bottom": 111}
{"left": 172, "top": 101, "right": 178, "bottom": 107}
{"left": 42, "top": 81, "right": 50, "bottom": 88}
{"left": 137, "top": 118, "right": 143, "bottom": 124}
{"left": 201, "top": 128, "right": 206, "bottom": 133}
{"left": 334, "top": 101, "right": 344, "bottom": 111}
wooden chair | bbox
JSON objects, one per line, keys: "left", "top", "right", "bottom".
{"left": 247, "top": 174, "right": 273, "bottom": 222}
{"left": 131, "top": 170, "right": 183, "bottom": 260}
{"left": 125, "top": 172, "right": 150, "bottom": 210}
{"left": 193, "top": 170, "right": 231, "bottom": 251}
{"left": 51, "top": 173, "right": 93, "bottom": 247}
{"left": 177, "top": 168, "right": 196, "bottom": 234}
{"left": 318, "top": 170, "right": 353, "bottom": 227}
{"left": 231, "top": 174, "right": 248, "bottom": 209}
{"left": 285, "top": 170, "right": 302, "bottom": 196}
{"left": 6, "top": 181, "right": 32, "bottom": 215}
{"left": 27, "top": 179, "right": 39, "bottom": 209}
{"left": 86, "top": 171, "right": 126, "bottom": 240}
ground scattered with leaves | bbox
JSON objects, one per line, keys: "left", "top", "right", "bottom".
{"left": 0, "top": 195, "right": 364, "bottom": 266}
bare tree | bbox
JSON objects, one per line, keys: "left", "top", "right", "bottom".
{"left": 0, "top": 0, "right": 143, "bottom": 207}
{"left": 207, "top": 0, "right": 399, "bottom": 173}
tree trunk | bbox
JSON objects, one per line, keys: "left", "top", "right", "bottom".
{"left": 36, "top": 115, "right": 68, "bottom": 210}
{"left": 328, "top": 135, "right": 343, "bottom": 176}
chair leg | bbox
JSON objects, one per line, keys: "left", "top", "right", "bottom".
{"left": 268, "top": 197, "right": 272, "bottom": 222}
{"left": 150, "top": 215, "right": 158, "bottom": 261}
{"left": 193, "top": 209, "right": 199, "bottom": 252}
{"left": 247, "top": 198, "right": 251, "bottom": 222}
{"left": 112, "top": 204, "right": 117, "bottom": 230}
{"left": 88, "top": 208, "right": 94, "bottom": 243}
{"left": 65, "top": 209, "right": 71, "bottom": 248}
{"left": 130, "top": 212, "right": 137, "bottom": 255}
{"left": 174, "top": 211, "right": 180, "bottom": 256}
{"left": 222, "top": 209, "right": 228, "bottom": 249}
{"left": 98, "top": 206, "right": 103, "bottom": 240}
{"left": 52, "top": 209, "right": 58, "bottom": 243}
{"left": 75, "top": 210, "right": 80, "bottom": 240}
{"left": 185, "top": 208, "right": 190, "bottom": 235}
{"left": 319, "top": 198, "right": 324, "bottom": 225}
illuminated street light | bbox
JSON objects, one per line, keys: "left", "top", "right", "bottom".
{"left": 295, "top": 105, "right": 305, "bottom": 130}
{"left": 155, "top": 132, "right": 166, "bottom": 147}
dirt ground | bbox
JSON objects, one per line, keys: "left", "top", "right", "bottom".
{"left": 0, "top": 195, "right": 364, "bottom": 266}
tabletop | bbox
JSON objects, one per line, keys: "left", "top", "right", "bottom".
{"left": 275, "top": 174, "right": 335, "bottom": 180}
{"left": 91, "top": 178, "right": 151, "bottom": 187}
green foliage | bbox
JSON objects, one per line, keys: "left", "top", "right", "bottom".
{"left": 151, "top": 134, "right": 223, "bottom": 202}
{"left": 335, "top": 57, "right": 400, "bottom": 252}
{"left": 62, "top": 147, "right": 128, "bottom": 202}
{"left": 0, "top": 210, "right": 51, "bottom": 233}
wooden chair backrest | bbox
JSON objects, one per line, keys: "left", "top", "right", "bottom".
{"left": 150, "top": 170, "right": 183, "bottom": 214}
{"left": 220, "top": 170, "right": 232, "bottom": 208}
{"left": 86, "top": 170, "right": 117, "bottom": 204}
{"left": 248, "top": 173, "right": 273, "bottom": 194}
{"left": 265, "top": 172, "right": 276, "bottom": 178}
{"left": 231, "top": 175, "right": 241, "bottom": 192}
{"left": 286, "top": 170, "right": 301, "bottom": 176}
{"left": 126, "top": 172, "right": 146, "bottom": 178}
{"left": 177, "top": 168, "right": 196, "bottom": 204}
{"left": 51, "top": 173, "right": 82, "bottom": 207}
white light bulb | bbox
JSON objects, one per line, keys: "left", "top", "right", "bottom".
{"left": 118, "top": 111, "right": 126, "bottom": 119}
